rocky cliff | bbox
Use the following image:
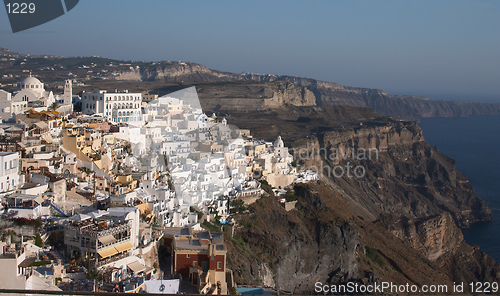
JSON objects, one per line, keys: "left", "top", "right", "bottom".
{"left": 228, "top": 182, "right": 498, "bottom": 294}
{"left": 194, "top": 81, "right": 315, "bottom": 111}
{"left": 376, "top": 212, "right": 464, "bottom": 262}
{"left": 226, "top": 110, "right": 497, "bottom": 293}
{"left": 228, "top": 186, "right": 359, "bottom": 293}
{"left": 376, "top": 212, "right": 500, "bottom": 284}
{"left": 113, "top": 63, "right": 500, "bottom": 120}
{"left": 292, "top": 121, "right": 491, "bottom": 227}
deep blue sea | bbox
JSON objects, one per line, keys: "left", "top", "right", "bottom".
{"left": 419, "top": 116, "right": 500, "bottom": 263}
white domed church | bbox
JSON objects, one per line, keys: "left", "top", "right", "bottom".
{"left": 0, "top": 74, "right": 73, "bottom": 121}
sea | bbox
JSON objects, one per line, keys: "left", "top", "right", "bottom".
{"left": 419, "top": 116, "right": 500, "bottom": 263}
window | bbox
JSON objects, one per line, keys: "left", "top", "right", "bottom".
{"left": 217, "top": 262, "right": 222, "bottom": 269}
{"left": 186, "top": 254, "right": 190, "bottom": 258}
{"left": 193, "top": 261, "right": 197, "bottom": 267}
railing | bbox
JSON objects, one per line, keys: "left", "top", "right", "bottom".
{"left": 66, "top": 221, "right": 131, "bottom": 237}
{"left": 96, "top": 237, "right": 131, "bottom": 252}
{"left": 96, "top": 251, "right": 129, "bottom": 268}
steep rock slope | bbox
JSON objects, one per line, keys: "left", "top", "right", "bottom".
{"left": 376, "top": 212, "right": 500, "bottom": 284}
{"left": 228, "top": 187, "right": 359, "bottom": 293}
{"left": 290, "top": 120, "right": 491, "bottom": 227}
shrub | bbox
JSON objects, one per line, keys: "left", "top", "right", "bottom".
{"left": 365, "top": 246, "right": 385, "bottom": 267}
{"left": 234, "top": 235, "right": 246, "bottom": 246}
{"left": 231, "top": 199, "right": 247, "bottom": 213}
{"left": 29, "top": 260, "right": 51, "bottom": 267}
{"left": 34, "top": 233, "right": 43, "bottom": 247}
{"left": 284, "top": 189, "right": 299, "bottom": 202}
{"left": 259, "top": 180, "right": 273, "bottom": 194}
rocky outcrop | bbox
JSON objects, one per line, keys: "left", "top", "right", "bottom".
{"left": 376, "top": 212, "right": 500, "bottom": 286}
{"left": 115, "top": 62, "right": 241, "bottom": 83}
{"left": 195, "top": 81, "right": 315, "bottom": 111}
{"left": 264, "top": 82, "right": 315, "bottom": 108}
{"left": 228, "top": 186, "right": 359, "bottom": 294}
{"left": 377, "top": 212, "right": 464, "bottom": 261}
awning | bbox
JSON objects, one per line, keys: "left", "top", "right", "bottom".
{"left": 114, "top": 241, "right": 134, "bottom": 253}
{"left": 98, "top": 234, "right": 116, "bottom": 245}
{"left": 98, "top": 247, "right": 118, "bottom": 259}
{"left": 18, "top": 259, "right": 34, "bottom": 268}
{"left": 34, "top": 121, "right": 49, "bottom": 129}
{"left": 127, "top": 261, "right": 146, "bottom": 273}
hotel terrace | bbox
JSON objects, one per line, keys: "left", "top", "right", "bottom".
{"left": 64, "top": 216, "right": 134, "bottom": 268}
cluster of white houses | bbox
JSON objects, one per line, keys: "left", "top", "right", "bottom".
{"left": 0, "top": 76, "right": 313, "bottom": 294}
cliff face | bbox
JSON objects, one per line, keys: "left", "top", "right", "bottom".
{"left": 376, "top": 212, "right": 500, "bottom": 284}
{"left": 113, "top": 64, "right": 500, "bottom": 120}
{"left": 193, "top": 81, "right": 315, "bottom": 112}
{"left": 376, "top": 212, "right": 464, "bottom": 262}
{"left": 226, "top": 112, "right": 497, "bottom": 293}
{"left": 228, "top": 182, "right": 498, "bottom": 294}
{"left": 228, "top": 184, "right": 360, "bottom": 294}
{"left": 290, "top": 120, "right": 491, "bottom": 227}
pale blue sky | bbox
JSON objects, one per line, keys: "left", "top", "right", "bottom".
{"left": 1, "top": 0, "right": 499, "bottom": 102}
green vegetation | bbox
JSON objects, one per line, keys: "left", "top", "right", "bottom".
{"left": 202, "top": 221, "right": 220, "bottom": 233}
{"left": 231, "top": 199, "right": 247, "bottom": 213}
{"left": 259, "top": 180, "right": 272, "bottom": 194}
{"left": 34, "top": 233, "right": 43, "bottom": 247}
{"left": 12, "top": 218, "right": 43, "bottom": 230}
{"left": 49, "top": 102, "right": 60, "bottom": 111}
{"left": 86, "top": 267, "right": 103, "bottom": 281}
{"left": 365, "top": 246, "right": 385, "bottom": 267}
{"left": 234, "top": 235, "right": 246, "bottom": 246}
{"left": 29, "top": 260, "right": 51, "bottom": 267}
{"left": 284, "top": 189, "right": 299, "bottom": 202}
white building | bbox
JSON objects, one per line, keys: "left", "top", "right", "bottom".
{"left": 0, "top": 152, "right": 20, "bottom": 192}
{"left": 81, "top": 90, "right": 142, "bottom": 124}
{"left": 0, "top": 75, "right": 75, "bottom": 121}
{"left": 0, "top": 75, "right": 74, "bottom": 121}
{"left": 0, "top": 242, "right": 61, "bottom": 292}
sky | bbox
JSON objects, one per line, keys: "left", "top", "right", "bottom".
{"left": 1, "top": 0, "right": 499, "bottom": 102}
